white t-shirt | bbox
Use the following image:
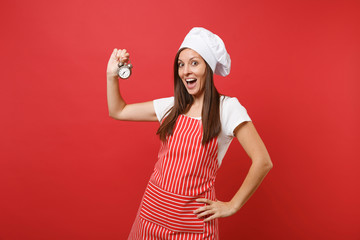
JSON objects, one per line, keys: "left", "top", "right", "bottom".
{"left": 153, "top": 96, "right": 252, "bottom": 167}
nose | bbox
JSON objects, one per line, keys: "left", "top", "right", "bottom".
{"left": 183, "top": 63, "right": 191, "bottom": 75}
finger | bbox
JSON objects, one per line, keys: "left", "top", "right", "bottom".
{"left": 124, "top": 53, "right": 130, "bottom": 62}
{"left": 193, "top": 205, "right": 211, "bottom": 214}
{"left": 120, "top": 49, "right": 126, "bottom": 57}
{"left": 116, "top": 50, "right": 121, "bottom": 60}
{"left": 203, "top": 213, "right": 218, "bottom": 222}
{"left": 196, "top": 198, "right": 212, "bottom": 204}
{"left": 197, "top": 210, "right": 215, "bottom": 218}
{"left": 110, "top": 49, "right": 117, "bottom": 60}
{"left": 120, "top": 49, "right": 127, "bottom": 62}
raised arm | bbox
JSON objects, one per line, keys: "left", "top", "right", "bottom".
{"left": 106, "top": 49, "right": 158, "bottom": 122}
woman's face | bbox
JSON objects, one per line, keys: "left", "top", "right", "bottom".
{"left": 178, "top": 48, "right": 207, "bottom": 98}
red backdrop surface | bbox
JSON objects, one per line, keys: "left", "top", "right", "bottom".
{"left": 0, "top": 0, "right": 359, "bottom": 239}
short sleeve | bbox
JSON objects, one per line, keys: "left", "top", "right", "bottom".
{"left": 221, "top": 97, "right": 252, "bottom": 137}
{"left": 153, "top": 97, "right": 174, "bottom": 122}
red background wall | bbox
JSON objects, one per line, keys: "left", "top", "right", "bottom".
{"left": 1, "top": 0, "right": 359, "bottom": 239}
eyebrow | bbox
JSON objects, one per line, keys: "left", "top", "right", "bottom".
{"left": 178, "top": 57, "right": 200, "bottom": 62}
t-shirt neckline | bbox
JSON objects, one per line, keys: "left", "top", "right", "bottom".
{"left": 181, "top": 114, "right": 202, "bottom": 120}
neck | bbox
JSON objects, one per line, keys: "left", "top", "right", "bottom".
{"left": 191, "top": 92, "right": 204, "bottom": 108}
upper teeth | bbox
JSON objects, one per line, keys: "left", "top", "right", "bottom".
{"left": 186, "top": 79, "right": 196, "bottom": 82}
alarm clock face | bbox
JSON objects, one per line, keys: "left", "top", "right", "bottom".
{"left": 118, "top": 66, "right": 131, "bottom": 79}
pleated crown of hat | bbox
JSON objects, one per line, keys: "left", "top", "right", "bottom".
{"left": 179, "top": 27, "right": 231, "bottom": 77}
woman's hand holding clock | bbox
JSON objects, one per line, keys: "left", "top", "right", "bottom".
{"left": 107, "top": 48, "right": 130, "bottom": 78}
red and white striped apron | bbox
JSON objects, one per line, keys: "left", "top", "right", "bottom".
{"left": 128, "top": 114, "right": 219, "bottom": 239}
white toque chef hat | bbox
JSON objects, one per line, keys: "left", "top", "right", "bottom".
{"left": 179, "top": 27, "right": 231, "bottom": 76}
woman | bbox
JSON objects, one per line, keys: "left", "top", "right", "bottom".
{"left": 106, "top": 27, "right": 273, "bottom": 240}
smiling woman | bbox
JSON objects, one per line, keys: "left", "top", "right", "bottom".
{"left": 106, "top": 27, "right": 273, "bottom": 240}
{"left": 178, "top": 49, "right": 207, "bottom": 96}
{"left": 157, "top": 47, "right": 222, "bottom": 145}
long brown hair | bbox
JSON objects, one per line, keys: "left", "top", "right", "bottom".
{"left": 156, "top": 48, "right": 221, "bottom": 145}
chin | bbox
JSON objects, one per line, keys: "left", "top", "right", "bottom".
{"left": 187, "top": 90, "right": 198, "bottom": 96}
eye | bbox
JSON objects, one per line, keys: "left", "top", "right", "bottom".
{"left": 178, "top": 62, "right": 184, "bottom": 67}
{"left": 191, "top": 61, "right": 198, "bottom": 66}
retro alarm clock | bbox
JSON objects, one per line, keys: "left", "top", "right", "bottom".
{"left": 118, "top": 61, "right": 133, "bottom": 79}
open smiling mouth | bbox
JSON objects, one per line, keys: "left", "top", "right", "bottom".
{"left": 186, "top": 78, "right": 197, "bottom": 88}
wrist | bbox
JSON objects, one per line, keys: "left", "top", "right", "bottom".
{"left": 107, "top": 73, "right": 118, "bottom": 80}
{"left": 229, "top": 199, "right": 242, "bottom": 213}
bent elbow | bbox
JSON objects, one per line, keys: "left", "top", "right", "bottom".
{"left": 264, "top": 158, "right": 273, "bottom": 170}
{"left": 252, "top": 158, "right": 273, "bottom": 171}
{"left": 254, "top": 157, "right": 273, "bottom": 170}
{"left": 109, "top": 111, "right": 120, "bottom": 120}
{"left": 109, "top": 112, "right": 115, "bottom": 118}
